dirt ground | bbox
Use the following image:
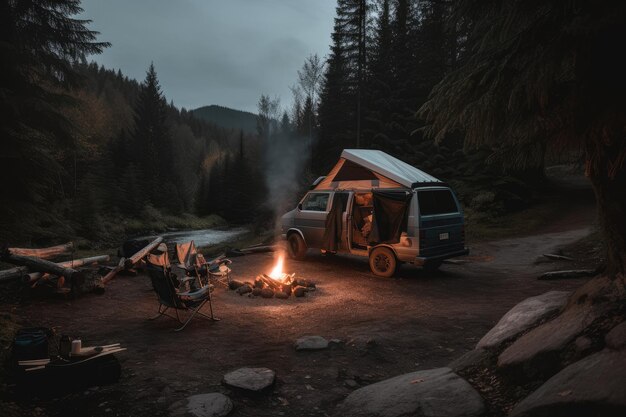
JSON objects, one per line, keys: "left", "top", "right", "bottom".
{"left": 1, "top": 181, "right": 598, "bottom": 417}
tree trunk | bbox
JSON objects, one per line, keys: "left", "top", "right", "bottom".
{"left": 8, "top": 242, "right": 74, "bottom": 260}
{"left": 27, "top": 255, "right": 110, "bottom": 283}
{"left": 588, "top": 167, "right": 626, "bottom": 278}
{"left": 1, "top": 253, "right": 84, "bottom": 290}
{"left": 124, "top": 236, "right": 163, "bottom": 269}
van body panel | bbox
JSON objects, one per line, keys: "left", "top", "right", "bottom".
{"left": 281, "top": 184, "right": 468, "bottom": 269}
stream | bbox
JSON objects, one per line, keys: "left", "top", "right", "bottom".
{"left": 159, "top": 227, "right": 248, "bottom": 247}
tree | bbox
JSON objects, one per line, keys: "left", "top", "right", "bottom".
{"left": 132, "top": 63, "right": 172, "bottom": 207}
{"left": 0, "top": 0, "right": 108, "bottom": 220}
{"left": 419, "top": 1, "right": 626, "bottom": 278}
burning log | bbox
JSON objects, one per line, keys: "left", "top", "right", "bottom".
{"left": 27, "top": 255, "right": 110, "bottom": 283}
{"left": 240, "top": 245, "right": 278, "bottom": 254}
{"left": 124, "top": 237, "right": 163, "bottom": 269}
{"left": 9, "top": 242, "right": 74, "bottom": 260}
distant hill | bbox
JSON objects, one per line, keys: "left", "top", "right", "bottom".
{"left": 191, "top": 105, "right": 258, "bottom": 134}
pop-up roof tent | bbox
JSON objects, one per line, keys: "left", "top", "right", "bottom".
{"left": 314, "top": 149, "right": 441, "bottom": 191}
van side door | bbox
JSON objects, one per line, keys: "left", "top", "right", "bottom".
{"left": 294, "top": 191, "right": 331, "bottom": 248}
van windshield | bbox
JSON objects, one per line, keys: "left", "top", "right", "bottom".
{"left": 418, "top": 189, "right": 458, "bottom": 215}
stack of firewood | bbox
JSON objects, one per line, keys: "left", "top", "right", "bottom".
{"left": 0, "top": 236, "right": 164, "bottom": 296}
{"left": 228, "top": 274, "right": 316, "bottom": 299}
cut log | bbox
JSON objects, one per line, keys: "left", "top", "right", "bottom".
{"left": 538, "top": 269, "right": 597, "bottom": 280}
{"left": 102, "top": 258, "right": 126, "bottom": 284}
{"left": 0, "top": 253, "right": 83, "bottom": 287}
{"left": 9, "top": 242, "right": 74, "bottom": 259}
{"left": 0, "top": 266, "right": 30, "bottom": 282}
{"left": 124, "top": 236, "right": 163, "bottom": 269}
{"left": 27, "top": 255, "right": 110, "bottom": 283}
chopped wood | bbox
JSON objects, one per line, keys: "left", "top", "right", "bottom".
{"left": 124, "top": 236, "right": 163, "bottom": 269}
{"left": 542, "top": 253, "right": 575, "bottom": 261}
{"left": 27, "top": 255, "right": 110, "bottom": 283}
{"left": 259, "top": 274, "right": 282, "bottom": 290}
{"left": 538, "top": 269, "right": 597, "bottom": 280}
{"left": 102, "top": 257, "right": 126, "bottom": 284}
{"left": 0, "top": 266, "right": 30, "bottom": 282}
{"left": 1, "top": 253, "right": 83, "bottom": 287}
{"left": 9, "top": 242, "right": 74, "bottom": 260}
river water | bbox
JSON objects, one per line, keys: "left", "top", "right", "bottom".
{"left": 160, "top": 227, "right": 248, "bottom": 247}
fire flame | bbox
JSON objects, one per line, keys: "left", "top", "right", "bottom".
{"left": 269, "top": 253, "right": 285, "bottom": 280}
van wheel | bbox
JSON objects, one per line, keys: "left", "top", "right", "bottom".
{"left": 287, "top": 233, "right": 307, "bottom": 260}
{"left": 369, "top": 247, "right": 397, "bottom": 277}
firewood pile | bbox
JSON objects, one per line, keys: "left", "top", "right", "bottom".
{"left": 228, "top": 273, "right": 316, "bottom": 299}
{"left": 0, "top": 237, "right": 163, "bottom": 298}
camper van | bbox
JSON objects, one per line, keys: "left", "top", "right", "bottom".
{"left": 280, "top": 149, "right": 469, "bottom": 277}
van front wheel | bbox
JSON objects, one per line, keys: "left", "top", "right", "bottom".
{"left": 369, "top": 247, "right": 397, "bottom": 277}
{"left": 287, "top": 233, "right": 307, "bottom": 260}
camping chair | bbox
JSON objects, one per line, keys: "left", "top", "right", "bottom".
{"left": 175, "top": 241, "right": 232, "bottom": 287}
{"left": 146, "top": 243, "right": 219, "bottom": 331}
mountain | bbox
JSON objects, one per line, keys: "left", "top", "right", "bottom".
{"left": 191, "top": 105, "right": 258, "bottom": 134}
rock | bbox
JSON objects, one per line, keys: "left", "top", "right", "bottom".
{"left": 253, "top": 278, "right": 264, "bottom": 289}
{"left": 498, "top": 301, "right": 603, "bottom": 378}
{"left": 251, "top": 288, "right": 262, "bottom": 296}
{"left": 260, "top": 288, "right": 274, "bottom": 298}
{"left": 605, "top": 322, "right": 626, "bottom": 350}
{"left": 295, "top": 336, "right": 329, "bottom": 351}
{"left": 335, "top": 367, "right": 484, "bottom": 417}
{"left": 170, "top": 393, "right": 233, "bottom": 417}
{"left": 448, "top": 348, "right": 489, "bottom": 373}
{"left": 344, "top": 379, "right": 359, "bottom": 388}
{"left": 510, "top": 349, "right": 626, "bottom": 417}
{"left": 574, "top": 336, "right": 592, "bottom": 354}
{"left": 236, "top": 284, "right": 252, "bottom": 295}
{"left": 477, "top": 291, "right": 569, "bottom": 349}
{"left": 223, "top": 367, "right": 275, "bottom": 394}
{"left": 275, "top": 291, "right": 288, "bottom": 299}
{"left": 228, "top": 280, "right": 243, "bottom": 290}
{"left": 293, "top": 286, "right": 306, "bottom": 297}
{"left": 329, "top": 338, "right": 344, "bottom": 348}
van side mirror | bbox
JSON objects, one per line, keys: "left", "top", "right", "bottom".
{"left": 298, "top": 203, "right": 303, "bottom": 211}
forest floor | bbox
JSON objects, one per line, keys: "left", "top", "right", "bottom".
{"left": 0, "top": 171, "right": 600, "bottom": 417}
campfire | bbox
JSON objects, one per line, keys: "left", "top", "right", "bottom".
{"left": 228, "top": 252, "right": 316, "bottom": 299}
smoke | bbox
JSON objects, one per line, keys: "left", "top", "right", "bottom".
{"left": 263, "top": 131, "right": 312, "bottom": 231}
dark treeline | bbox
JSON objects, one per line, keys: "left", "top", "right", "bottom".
{"left": 309, "top": 0, "right": 536, "bottom": 220}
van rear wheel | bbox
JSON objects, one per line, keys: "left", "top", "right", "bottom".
{"left": 369, "top": 247, "right": 397, "bottom": 277}
{"left": 287, "top": 233, "right": 307, "bottom": 260}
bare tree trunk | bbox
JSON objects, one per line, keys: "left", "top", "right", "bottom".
{"left": 9, "top": 242, "right": 73, "bottom": 259}
{"left": 589, "top": 169, "right": 626, "bottom": 278}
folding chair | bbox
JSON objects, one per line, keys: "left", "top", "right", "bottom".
{"left": 175, "top": 241, "right": 232, "bottom": 287}
{"left": 146, "top": 243, "right": 219, "bottom": 331}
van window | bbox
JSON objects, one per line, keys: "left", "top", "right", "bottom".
{"left": 301, "top": 193, "right": 330, "bottom": 211}
{"left": 418, "top": 189, "right": 458, "bottom": 215}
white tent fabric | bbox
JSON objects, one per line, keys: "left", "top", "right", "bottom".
{"left": 314, "top": 149, "right": 441, "bottom": 191}
{"left": 342, "top": 149, "right": 441, "bottom": 188}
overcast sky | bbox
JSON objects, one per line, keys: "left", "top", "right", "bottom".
{"left": 80, "top": 0, "right": 336, "bottom": 113}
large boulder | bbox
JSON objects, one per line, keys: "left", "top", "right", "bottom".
{"left": 477, "top": 291, "right": 569, "bottom": 349}
{"left": 295, "top": 335, "right": 329, "bottom": 351}
{"left": 497, "top": 302, "right": 600, "bottom": 377}
{"left": 497, "top": 275, "right": 624, "bottom": 379}
{"left": 448, "top": 348, "right": 489, "bottom": 373}
{"left": 169, "top": 393, "right": 233, "bottom": 417}
{"left": 335, "top": 367, "right": 485, "bottom": 417}
{"left": 510, "top": 349, "right": 626, "bottom": 417}
{"left": 222, "top": 367, "right": 275, "bottom": 394}
{"left": 605, "top": 321, "right": 626, "bottom": 350}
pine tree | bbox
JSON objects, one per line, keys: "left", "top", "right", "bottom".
{"left": 132, "top": 63, "right": 172, "bottom": 208}
{"left": 0, "top": 0, "right": 108, "bottom": 227}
